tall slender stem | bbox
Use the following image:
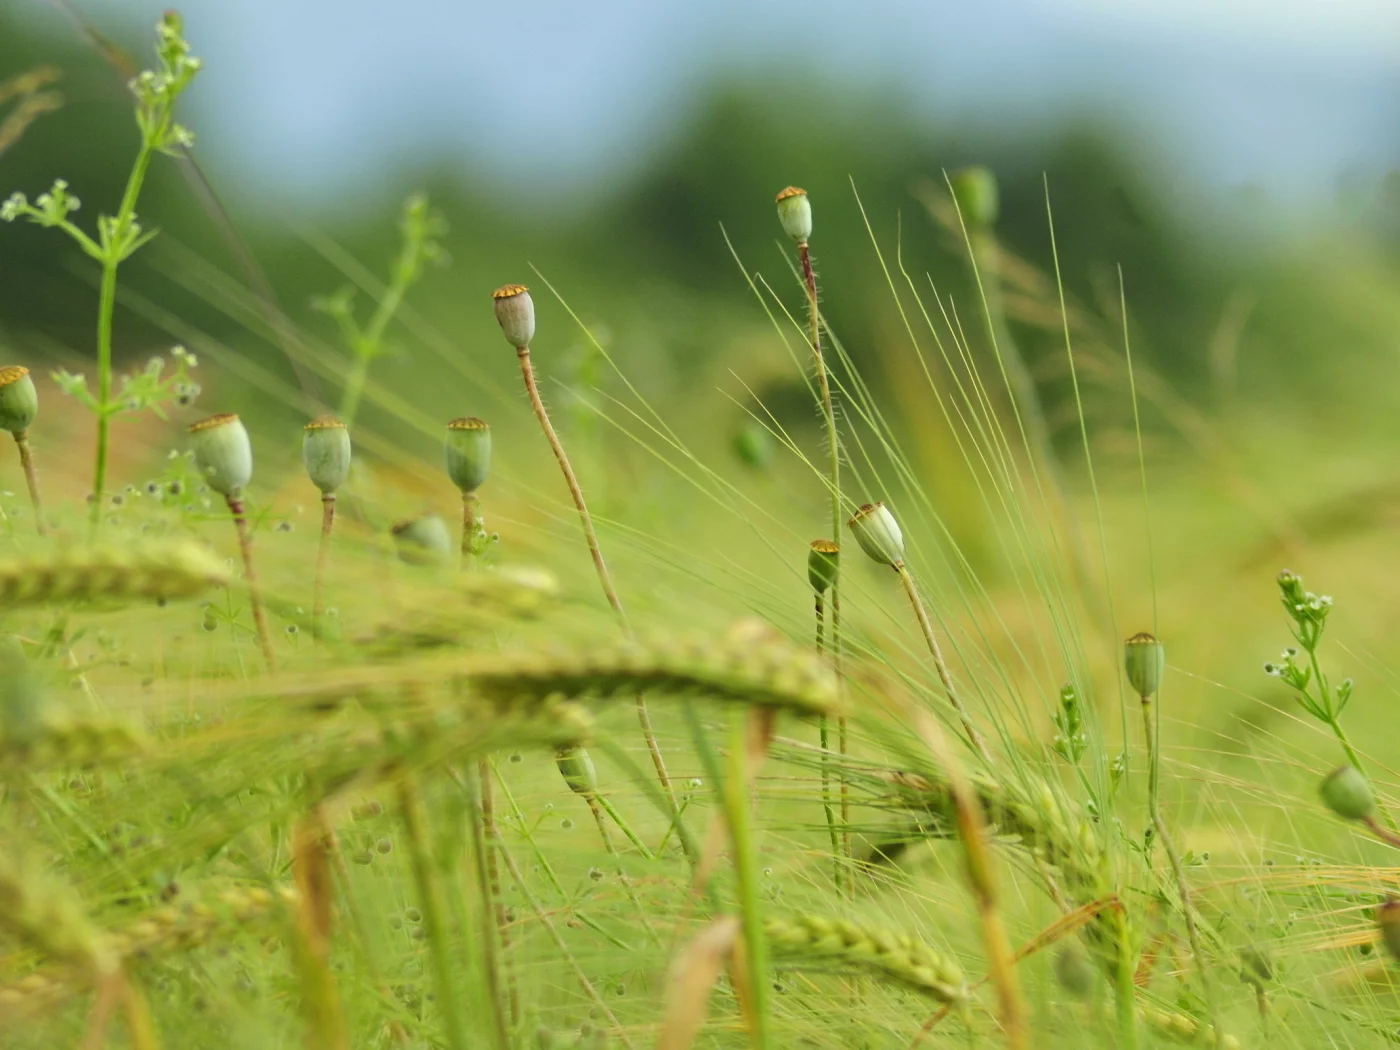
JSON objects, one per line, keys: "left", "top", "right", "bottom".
{"left": 227, "top": 496, "right": 276, "bottom": 672}
{"left": 725, "top": 712, "right": 772, "bottom": 1050}
{"left": 313, "top": 493, "right": 335, "bottom": 630}
{"left": 1113, "top": 909, "right": 1140, "bottom": 1050}
{"left": 815, "top": 596, "right": 842, "bottom": 896}
{"left": 1141, "top": 693, "right": 1222, "bottom": 1046}
{"left": 397, "top": 778, "right": 471, "bottom": 1050}
{"left": 895, "top": 564, "right": 990, "bottom": 762}
{"left": 464, "top": 766, "right": 512, "bottom": 1049}
{"left": 517, "top": 344, "right": 679, "bottom": 813}
{"left": 474, "top": 760, "right": 518, "bottom": 1026}
{"left": 13, "top": 431, "right": 45, "bottom": 535}
{"left": 460, "top": 490, "right": 477, "bottom": 568}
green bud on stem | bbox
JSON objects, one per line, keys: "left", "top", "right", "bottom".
{"left": 492, "top": 284, "right": 536, "bottom": 349}
{"left": 0, "top": 366, "right": 38, "bottom": 435}
{"left": 1124, "top": 632, "right": 1166, "bottom": 698}
{"left": 302, "top": 415, "right": 351, "bottom": 495}
{"left": 950, "top": 166, "right": 1000, "bottom": 228}
{"left": 847, "top": 502, "right": 905, "bottom": 568}
{"left": 1320, "top": 764, "right": 1375, "bottom": 821}
{"left": 555, "top": 746, "right": 599, "bottom": 798}
{"left": 807, "top": 539, "right": 840, "bottom": 595}
{"left": 445, "top": 417, "right": 491, "bottom": 494}
{"left": 189, "top": 414, "right": 253, "bottom": 498}
{"left": 776, "top": 186, "right": 812, "bottom": 245}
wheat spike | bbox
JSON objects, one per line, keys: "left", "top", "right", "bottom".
{"left": 0, "top": 541, "right": 229, "bottom": 607}
{"left": 0, "top": 714, "right": 147, "bottom": 766}
{"left": 764, "top": 914, "right": 966, "bottom": 1003}
{"left": 0, "top": 854, "right": 111, "bottom": 977}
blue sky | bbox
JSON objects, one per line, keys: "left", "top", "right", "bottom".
{"left": 17, "top": 0, "right": 1400, "bottom": 214}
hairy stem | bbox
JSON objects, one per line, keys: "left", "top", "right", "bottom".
{"left": 227, "top": 496, "right": 276, "bottom": 672}
{"left": 474, "top": 760, "right": 518, "bottom": 1026}
{"left": 895, "top": 564, "right": 990, "bottom": 762}
{"left": 313, "top": 493, "right": 335, "bottom": 631}
{"left": 1141, "top": 695, "right": 1221, "bottom": 1046}
{"left": 13, "top": 431, "right": 45, "bottom": 535}
{"left": 815, "top": 597, "right": 843, "bottom": 896}
{"left": 517, "top": 344, "right": 680, "bottom": 819}
{"left": 464, "top": 767, "right": 512, "bottom": 1048}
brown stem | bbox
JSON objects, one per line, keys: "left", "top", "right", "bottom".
{"left": 895, "top": 564, "right": 989, "bottom": 762}
{"left": 13, "top": 430, "right": 45, "bottom": 535}
{"left": 476, "top": 759, "right": 518, "bottom": 1025}
{"left": 461, "top": 490, "right": 478, "bottom": 569}
{"left": 1365, "top": 814, "right": 1400, "bottom": 848}
{"left": 516, "top": 345, "right": 679, "bottom": 817}
{"left": 313, "top": 493, "right": 335, "bottom": 630}
{"left": 227, "top": 495, "right": 277, "bottom": 672}
{"left": 464, "top": 767, "right": 512, "bottom": 1048}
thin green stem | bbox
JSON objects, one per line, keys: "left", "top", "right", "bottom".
{"left": 586, "top": 797, "right": 661, "bottom": 946}
{"left": 894, "top": 564, "right": 991, "bottom": 762}
{"left": 460, "top": 490, "right": 477, "bottom": 570}
{"left": 227, "top": 496, "right": 276, "bottom": 672}
{"left": 337, "top": 237, "right": 415, "bottom": 427}
{"left": 464, "top": 766, "right": 512, "bottom": 1049}
{"left": 724, "top": 711, "right": 771, "bottom": 1050}
{"left": 312, "top": 493, "right": 335, "bottom": 633}
{"left": 1141, "top": 694, "right": 1222, "bottom": 1047}
{"left": 815, "top": 596, "right": 842, "bottom": 897}
{"left": 397, "top": 778, "right": 471, "bottom": 1050}
{"left": 1113, "top": 910, "right": 1140, "bottom": 1050}
{"left": 13, "top": 431, "right": 45, "bottom": 535}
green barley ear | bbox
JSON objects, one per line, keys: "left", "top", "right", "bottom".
{"left": 775, "top": 186, "right": 812, "bottom": 246}
{"left": 0, "top": 540, "right": 230, "bottom": 606}
{"left": 847, "top": 502, "right": 905, "bottom": 568}
{"left": 950, "top": 166, "right": 999, "bottom": 228}
{"left": 189, "top": 413, "right": 253, "bottom": 497}
{"left": 445, "top": 417, "right": 491, "bottom": 493}
{"left": 1320, "top": 764, "right": 1375, "bottom": 821}
{"left": 492, "top": 284, "right": 536, "bottom": 349}
{"left": 1124, "top": 632, "right": 1165, "bottom": 698}
{"left": 391, "top": 515, "right": 453, "bottom": 565}
{"left": 807, "top": 539, "right": 840, "bottom": 594}
{"left": 555, "top": 745, "right": 599, "bottom": 797}
{"left": 0, "top": 365, "right": 38, "bottom": 434}
{"left": 1378, "top": 898, "right": 1400, "bottom": 964}
{"left": 302, "top": 415, "right": 351, "bottom": 495}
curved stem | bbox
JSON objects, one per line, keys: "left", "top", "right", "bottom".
{"left": 227, "top": 496, "right": 276, "bottom": 672}
{"left": 895, "top": 564, "right": 990, "bottom": 762}
{"left": 517, "top": 345, "right": 680, "bottom": 817}
{"left": 13, "top": 431, "right": 45, "bottom": 535}
{"left": 1141, "top": 695, "right": 1222, "bottom": 1046}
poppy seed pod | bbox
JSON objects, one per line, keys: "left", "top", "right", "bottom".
{"left": 302, "top": 415, "right": 351, "bottom": 495}
{"left": 1123, "top": 632, "right": 1166, "bottom": 697}
{"left": 775, "top": 186, "right": 812, "bottom": 245}
{"left": 950, "top": 166, "right": 1000, "bottom": 228}
{"left": 847, "top": 502, "right": 905, "bottom": 568}
{"left": 0, "top": 366, "right": 38, "bottom": 435}
{"left": 492, "top": 284, "right": 535, "bottom": 349}
{"left": 444, "top": 417, "right": 491, "bottom": 494}
{"left": 391, "top": 515, "right": 453, "bottom": 565}
{"left": 807, "top": 539, "right": 840, "bottom": 595}
{"left": 1378, "top": 899, "right": 1400, "bottom": 964}
{"left": 1320, "top": 764, "right": 1375, "bottom": 822}
{"left": 555, "top": 746, "right": 599, "bottom": 798}
{"left": 188, "top": 414, "right": 253, "bottom": 498}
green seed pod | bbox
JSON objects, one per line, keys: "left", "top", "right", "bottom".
{"left": 808, "top": 539, "right": 840, "bottom": 595}
{"left": 188, "top": 414, "right": 253, "bottom": 498}
{"left": 847, "top": 502, "right": 905, "bottom": 568}
{"left": 775, "top": 186, "right": 812, "bottom": 245}
{"left": 492, "top": 284, "right": 535, "bottom": 349}
{"left": 0, "top": 366, "right": 38, "bottom": 435}
{"left": 391, "top": 515, "right": 453, "bottom": 565}
{"left": 1320, "top": 764, "right": 1375, "bottom": 822}
{"left": 555, "top": 746, "right": 598, "bottom": 798}
{"left": 302, "top": 415, "right": 351, "bottom": 495}
{"left": 950, "top": 166, "right": 999, "bottom": 228}
{"left": 445, "top": 417, "right": 491, "bottom": 494}
{"left": 1378, "top": 899, "right": 1400, "bottom": 964}
{"left": 1123, "top": 632, "right": 1166, "bottom": 697}
{"left": 1053, "top": 940, "right": 1095, "bottom": 1000}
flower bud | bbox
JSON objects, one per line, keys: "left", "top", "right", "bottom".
{"left": 391, "top": 515, "right": 453, "bottom": 565}
{"left": 950, "top": 166, "right": 999, "bottom": 228}
{"left": 1378, "top": 898, "right": 1400, "bottom": 964}
{"left": 492, "top": 284, "right": 535, "bottom": 349}
{"left": 302, "top": 415, "right": 351, "bottom": 495}
{"left": 807, "top": 539, "right": 840, "bottom": 595}
{"left": 1320, "top": 764, "right": 1375, "bottom": 822}
{"left": 188, "top": 413, "right": 253, "bottom": 498}
{"left": 775, "top": 186, "right": 812, "bottom": 245}
{"left": 1123, "top": 632, "right": 1165, "bottom": 698}
{"left": 0, "top": 366, "right": 38, "bottom": 435}
{"left": 555, "top": 746, "right": 598, "bottom": 798}
{"left": 847, "top": 502, "right": 905, "bottom": 568}
{"left": 445, "top": 417, "right": 491, "bottom": 494}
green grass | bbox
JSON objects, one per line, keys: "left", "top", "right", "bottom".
{"left": 9, "top": 15, "right": 1400, "bottom": 1050}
